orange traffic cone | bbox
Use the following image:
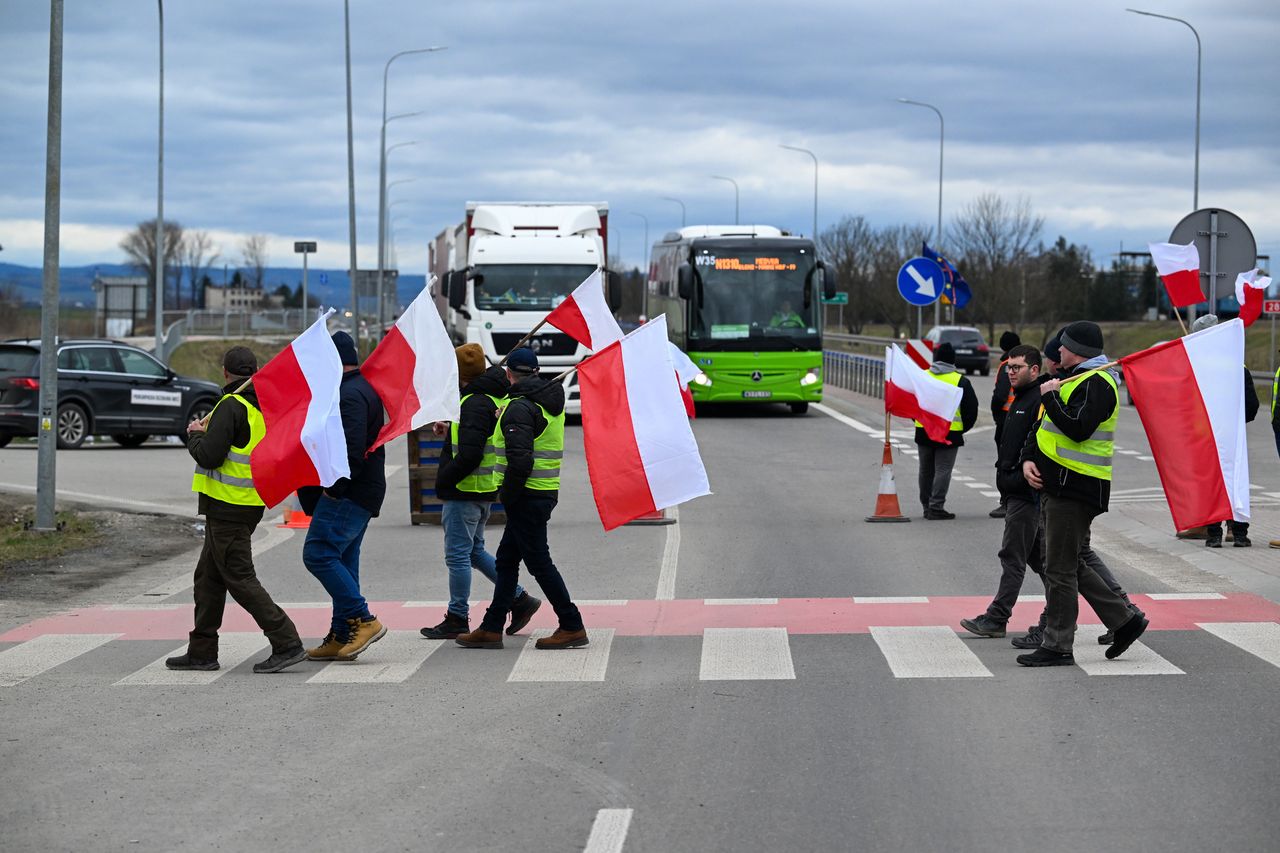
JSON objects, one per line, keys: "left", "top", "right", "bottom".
{"left": 865, "top": 442, "right": 910, "bottom": 523}
{"left": 277, "top": 493, "right": 312, "bottom": 529}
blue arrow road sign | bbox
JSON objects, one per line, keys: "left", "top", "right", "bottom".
{"left": 897, "top": 257, "right": 944, "bottom": 306}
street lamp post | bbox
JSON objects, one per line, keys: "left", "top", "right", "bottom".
{"left": 780, "top": 144, "right": 818, "bottom": 243}
{"left": 660, "top": 196, "right": 686, "bottom": 228}
{"left": 154, "top": 0, "right": 165, "bottom": 360}
{"left": 897, "top": 98, "right": 945, "bottom": 334}
{"left": 378, "top": 176, "right": 416, "bottom": 325}
{"left": 343, "top": 0, "right": 359, "bottom": 340}
{"left": 1127, "top": 9, "right": 1200, "bottom": 211}
{"left": 629, "top": 212, "right": 649, "bottom": 274}
{"left": 711, "top": 175, "right": 739, "bottom": 225}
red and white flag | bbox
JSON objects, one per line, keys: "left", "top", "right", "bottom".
{"left": 363, "top": 282, "right": 460, "bottom": 452}
{"left": 1121, "top": 318, "right": 1249, "bottom": 529}
{"left": 884, "top": 345, "right": 963, "bottom": 444}
{"left": 669, "top": 341, "right": 700, "bottom": 418}
{"left": 544, "top": 268, "right": 623, "bottom": 352}
{"left": 250, "top": 309, "right": 349, "bottom": 508}
{"left": 578, "top": 316, "right": 711, "bottom": 530}
{"left": 1234, "top": 268, "right": 1273, "bottom": 328}
{"left": 1149, "top": 241, "right": 1204, "bottom": 307}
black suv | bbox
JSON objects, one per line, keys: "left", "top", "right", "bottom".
{"left": 924, "top": 325, "right": 991, "bottom": 375}
{"left": 0, "top": 339, "right": 221, "bottom": 449}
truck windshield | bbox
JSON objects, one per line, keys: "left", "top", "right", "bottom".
{"left": 474, "top": 264, "right": 597, "bottom": 312}
{"left": 687, "top": 247, "right": 820, "bottom": 351}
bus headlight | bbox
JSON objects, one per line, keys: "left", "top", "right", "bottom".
{"left": 800, "top": 367, "right": 821, "bottom": 386}
{"left": 693, "top": 372, "right": 712, "bottom": 387}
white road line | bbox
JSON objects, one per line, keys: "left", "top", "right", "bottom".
{"left": 584, "top": 808, "right": 634, "bottom": 853}
{"left": 1019, "top": 594, "right": 1046, "bottom": 602}
{"left": 307, "top": 631, "right": 443, "bottom": 684}
{"left": 1137, "top": 455, "right": 1154, "bottom": 462}
{"left": 0, "top": 482, "right": 192, "bottom": 515}
{"left": 655, "top": 506, "right": 680, "bottom": 600}
{"left": 507, "top": 628, "right": 615, "bottom": 682}
{"left": 704, "top": 598, "right": 777, "bottom": 605}
{"left": 812, "top": 402, "right": 879, "bottom": 434}
{"left": 963, "top": 482, "right": 989, "bottom": 489}
{"left": 121, "top": 525, "right": 295, "bottom": 605}
{"left": 1072, "top": 641, "right": 1184, "bottom": 676}
{"left": 699, "top": 627, "right": 795, "bottom": 680}
{"left": 953, "top": 475, "right": 974, "bottom": 482}
{"left": 1197, "top": 622, "right": 1280, "bottom": 668}
{"left": 385, "top": 464, "right": 403, "bottom": 478}
{"left": 402, "top": 601, "right": 450, "bottom": 608}
{"left": 116, "top": 633, "right": 266, "bottom": 685}
{"left": 0, "top": 634, "right": 120, "bottom": 687}
{"left": 870, "top": 626, "right": 992, "bottom": 678}
{"left": 577, "top": 600, "right": 629, "bottom": 606}
{"left": 980, "top": 491, "right": 1002, "bottom": 498}
{"left": 1147, "top": 592, "right": 1226, "bottom": 601}
{"left": 1117, "top": 449, "right": 1141, "bottom": 455}
{"left": 854, "top": 596, "right": 928, "bottom": 604}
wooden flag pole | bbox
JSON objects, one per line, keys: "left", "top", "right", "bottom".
{"left": 884, "top": 409, "right": 891, "bottom": 446}
{"left": 496, "top": 317, "right": 550, "bottom": 367}
{"left": 1175, "top": 310, "right": 1189, "bottom": 336}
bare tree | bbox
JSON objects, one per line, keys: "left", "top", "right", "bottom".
{"left": 240, "top": 234, "right": 270, "bottom": 289}
{"left": 120, "top": 218, "right": 184, "bottom": 310}
{"left": 819, "top": 216, "right": 877, "bottom": 333}
{"left": 949, "top": 193, "right": 1044, "bottom": 339}
{"left": 181, "top": 231, "right": 219, "bottom": 309}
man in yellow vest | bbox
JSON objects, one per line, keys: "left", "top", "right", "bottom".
{"left": 457, "top": 347, "right": 588, "bottom": 650}
{"left": 1019, "top": 321, "right": 1148, "bottom": 666}
{"left": 420, "top": 344, "right": 541, "bottom": 639}
{"left": 167, "top": 346, "right": 305, "bottom": 674}
{"left": 914, "top": 342, "right": 978, "bottom": 519}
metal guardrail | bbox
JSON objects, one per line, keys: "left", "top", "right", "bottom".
{"left": 824, "top": 332, "right": 899, "bottom": 348}
{"left": 823, "top": 350, "right": 885, "bottom": 399}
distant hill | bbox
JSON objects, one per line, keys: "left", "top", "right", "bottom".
{"left": 0, "top": 262, "right": 427, "bottom": 310}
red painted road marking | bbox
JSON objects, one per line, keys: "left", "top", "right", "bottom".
{"left": 2, "top": 594, "right": 1278, "bottom": 642}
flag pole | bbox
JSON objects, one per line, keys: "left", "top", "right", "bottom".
{"left": 550, "top": 365, "right": 577, "bottom": 383}
{"left": 1175, "top": 310, "right": 1189, "bottom": 336}
{"left": 884, "top": 409, "right": 891, "bottom": 446}
{"left": 496, "top": 317, "right": 550, "bottom": 367}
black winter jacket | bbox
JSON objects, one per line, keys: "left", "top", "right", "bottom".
{"left": 913, "top": 367, "right": 979, "bottom": 447}
{"left": 188, "top": 381, "right": 265, "bottom": 524}
{"left": 995, "top": 376, "right": 1043, "bottom": 501}
{"left": 498, "top": 374, "right": 566, "bottom": 505}
{"left": 1021, "top": 365, "right": 1117, "bottom": 513}
{"left": 298, "top": 368, "right": 386, "bottom": 518}
{"left": 436, "top": 366, "right": 510, "bottom": 502}
{"left": 1242, "top": 366, "right": 1259, "bottom": 423}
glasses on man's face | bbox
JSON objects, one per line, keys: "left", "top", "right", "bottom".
{"left": 1006, "top": 363, "right": 1029, "bottom": 373}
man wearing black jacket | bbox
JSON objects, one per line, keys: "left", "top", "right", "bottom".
{"left": 1018, "top": 321, "right": 1148, "bottom": 666}
{"left": 915, "top": 342, "right": 979, "bottom": 520}
{"left": 420, "top": 344, "right": 541, "bottom": 640}
{"left": 167, "top": 346, "right": 305, "bottom": 674}
{"left": 301, "top": 332, "right": 388, "bottom": 661}
{"left": 988, "top": 331, "right": 1020, "bottom": 518}
{"left": 457, "top": 347, "right": 587, "bottom": 651}
{"left": 961, "top": 345, "right": 1046, "bottom": 638}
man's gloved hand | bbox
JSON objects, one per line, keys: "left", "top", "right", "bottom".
{"left": 499, "top": 483, "right": 523, "bottom": 508}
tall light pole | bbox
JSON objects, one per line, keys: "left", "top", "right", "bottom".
{"left": 1127, "top": 9, "right": 1201, "bottom": 210}
{"left": 711, "top": 175, "right": 739, "bottom": 225}
{"left": 343, "top": 0, "right": 358, "bottom": 340}
{"left": 898, "top": 98, "right": 944, "bottom": 332}
{"left": 629, "top": 212, "right": 649, "bottom": 274}
{"left": 780, "top": 144, "right": 818, "bottom": 242}
{"left": 154, "top": 0, "right": 165, "bottom": 360}
{"left": 378, "top": 176, "right": 417, "bottom": 327}
{"left": 660, "top": 195, "right": 686, "bottom": 228}
{"left": 377, "top": 47, "right": 445, "bottom": 335}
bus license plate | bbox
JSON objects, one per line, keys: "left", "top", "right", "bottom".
{"left": 742, "top": 390, "right": 773, "bottom": 399}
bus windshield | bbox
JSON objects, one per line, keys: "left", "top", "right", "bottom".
{"left": 474, "top": 264, "right": 596, "bottom": 312}
{"left": 687, "top": 247, "right": 820, "bottom": 350}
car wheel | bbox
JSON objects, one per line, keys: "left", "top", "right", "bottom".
{"left": 0, "top": 432, "right": 11, "bottom": 449}
{"left": 789, "top": 402, "right": 809, "bottom": 415}
{"left": 111, "top": 434, "right": 149, "bottom": 448}
{"left": 56, "top": 403, "right": 89, "bottom": 449}
{"left": 178, "top": 399, "right": 215, "bottom": 446}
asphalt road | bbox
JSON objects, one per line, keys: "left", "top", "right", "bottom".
{"left": 2, "top": 376, "right": 1279, "bottom": 852}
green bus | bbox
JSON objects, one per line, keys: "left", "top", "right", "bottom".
{"left": 645, "top": 226, "right": 835, "bottom": 414}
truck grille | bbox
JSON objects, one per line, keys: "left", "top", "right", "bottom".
{"left": 491, "top": 332, "right": 579, "bottom": 357}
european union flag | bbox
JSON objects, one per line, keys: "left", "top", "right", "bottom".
{"left": 922, "top": 242, "right": 972, "bottom": 309}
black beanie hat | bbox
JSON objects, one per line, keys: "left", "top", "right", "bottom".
{"left": 1061, "top": 321, "right": 1104, "bottom": 359}
{"left": 933, "top": 342, "right": 956, "bottom": 364}
{"left": 1044, "top": 336, "right": 1063, "bottom": 364}
{"left": 999, "top": 331, "right": 1020, "bottom": 352}
{"left": 331, "top": 331, "right": 359, "bottom": 366}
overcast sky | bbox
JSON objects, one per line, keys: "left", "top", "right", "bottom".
{"left": 2, "top": 0, "right": 1276, "bottom": 278}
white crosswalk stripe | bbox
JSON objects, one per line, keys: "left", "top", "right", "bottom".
{"left": 508, "top": 628, "right": 615, "bottom": 682}
{"left": 307, "top": 631, "right": 444, "bottom": 684}
{"left": 1072, "top": 641, "right": 1185, "bottom": 676}
{"left": 115, "top": 633, "right": 266, "bottom": 685}
{"left": 0, "top": 634, "right": 121, "bottom": 687}
{"left": 1197, "top": 622, "right": 1280, "bottom": 668}
{"left": 699, "top": 627, "right": 795, "bottom": 680}
{"left": 870, "top": 626, "right": 992, "bottom": 678}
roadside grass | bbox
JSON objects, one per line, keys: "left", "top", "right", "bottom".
{"left": 169, "top": 339, "right": 289, "bottom": 385}
{"left": 0, "top": 497, "right": 104, "bottom": 573}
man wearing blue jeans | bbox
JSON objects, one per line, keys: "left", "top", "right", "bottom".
{"left": 421, "top": 344, "right": 541, "bottom": 639}
{"left": 301, "top": 331, "right": 388, "bottom": 662}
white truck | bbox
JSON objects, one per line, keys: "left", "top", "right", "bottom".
{"left": 439, "top": 201, "right": 619, "bottom": 415}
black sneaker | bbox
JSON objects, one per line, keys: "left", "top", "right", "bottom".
{"left": 1206, "top": 534, "right": 1223, "bottom": 548}
{"left": 165, "top": 653, "right": 219, "bottom": 671}
{"left": 1011, "top": 626, "right": 1044, "bottom": 649}
{"left": 506, "top": 592, "right": 543, "bottom": 635}
{"left": 1097, "top": 630, "right": 1115, "bottom": 645}
{"left": 253, "top": 645, "right": 307, "bottom": 674}
{"left": 1234, "top": 534, "right": 1252, "bottom": 548}
{"left": 420, "top": 612, "right": 468, "bottom": 640}
{"left": 924, "top": 509, "right": 956, "bottom": 520}
{"left": 1016, "top": 647, "right": 1075, "bottom": 667}
{"left": 1105, "top": 612, "right": 1149, "bottom": 660}
{"left": 960, "top": 614, "right": 1007, "bottom": 638}
{"left": 988, "top": 505, "right": 1006, "bottom": 518}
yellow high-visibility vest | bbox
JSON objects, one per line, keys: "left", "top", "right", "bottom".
{"left": 494, "top": 402, "right": 565, "bottom": 491}
{"left": 1036, "top": 369, "right": 1118, "bottom": 480}
{"left": 191, "top": 394, "right": 265, "bottom": 506}
{"left": 449, "top": 393, "right": 505, "bottom": 493}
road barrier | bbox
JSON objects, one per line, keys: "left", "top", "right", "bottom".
{"left": 823, "top": 350, "right": 885, "bottom": 399}
{"left": 406, "top": 427, "right": 507, "bottom": 527}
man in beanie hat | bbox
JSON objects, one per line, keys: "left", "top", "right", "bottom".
{"left": 167, "top": 346, "right": 306, "bottom": 674}
{"left": 299, "top": 331, "right": 388, "bottom": 661}
{"left": 420, "top": 345, "right": 542, "bottom": 639}
{"left": 988, "top": 330, "right": 1022, "bottom": 517}
{"left": 1019, "top": 320, "right": 1148, "bottom": 665}
{"left": 913, "top": 341, "right": 979, "bottom": 520}
{"left": 457, "top": 347, "right": 588, "bottom": 650}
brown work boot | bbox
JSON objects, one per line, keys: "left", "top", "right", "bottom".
{"left": 455, "top": 628, "right": 504, "bottom": 649}
{"left": 337, "top": 616, "right": 386, "bottom": 660}
{"left": 535, "top": 628, "right": 589, "bottom": 649}
{"left": 307, "top": 631, "right": 351, "bottom": 661}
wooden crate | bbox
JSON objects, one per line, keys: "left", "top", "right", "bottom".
{"left": 407, "top": 427, "right": 507, "bottom": 526}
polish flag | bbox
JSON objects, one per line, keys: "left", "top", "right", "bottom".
{"left": 669, "top": 342, "right": 700, "bottom": 418}
{"left": 363, "top": 282, "right": 460, "bottom": 452}
{"left": 1234, "top": 268, "right": 1273, "bottom": 328}
{"left": 249, "top": 309, "right": 349, "bottom": 508}
{"left": 1149, "top": 242, "right": 1204, "bottom": 307}
{"left": 1120, "top": 318, "right": 1249, "bottom": 529}
{"left": 544, "top": 268, "right": 623, "bottom": 352}
{"left": 578, "top": 316, "right": 711, "bottom": 530}
{"left": 884, "top": 345, "right": 963, "bottom": 444}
